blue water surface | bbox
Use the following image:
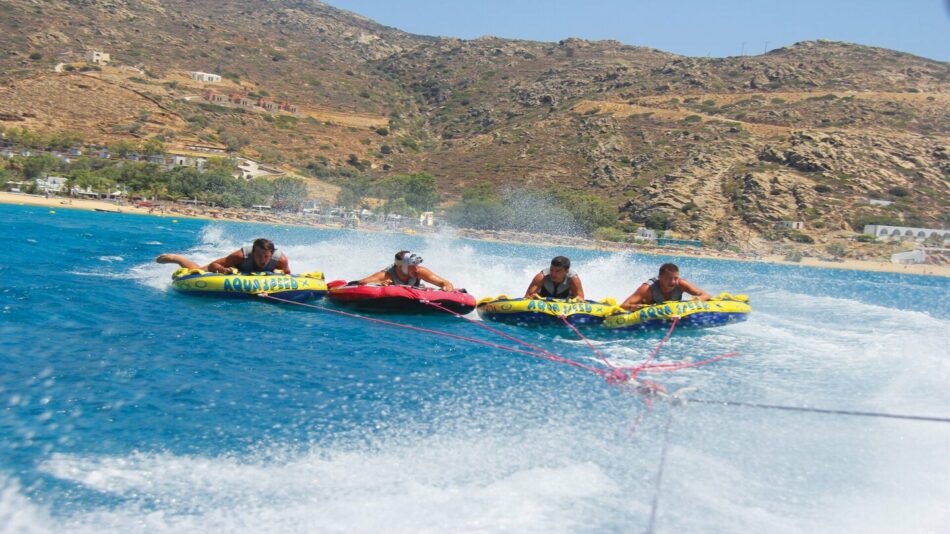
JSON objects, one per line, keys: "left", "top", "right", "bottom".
{"left": 1, "top": 204, "right": 948, "bottom": 533}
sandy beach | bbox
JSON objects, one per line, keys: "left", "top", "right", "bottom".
{"left": 0, "top": 191, "right": 335, "bottom": 226}
{"left": 1, "top": 191, "right": 158, "bottom": 216}
{"left": 3, "top": 191, "right": 948, "bottom": 277}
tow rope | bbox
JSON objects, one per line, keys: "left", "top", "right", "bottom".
{"left": 257, "top": 290, "right": 950, "bottom": 534}
{"left": 260, "top": 292, "right": 739, "bottom": 391}
{"left": 683, "top": 398, "right": 950, "bottom": 423}
{"left": 410, "top": 292, "right": 739, "bottom": 387}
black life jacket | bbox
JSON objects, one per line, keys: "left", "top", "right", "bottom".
{"left": 539, "top": 268, "right": 576, "bottom": 299}
{"left": 385, "top": 264, "right": 421, "bottom": 287}
{"left": 648, "top": 277, "right": 683, "bottom": 304}
{"left": 238, "top": 245, "right": 283, "bottom": 273}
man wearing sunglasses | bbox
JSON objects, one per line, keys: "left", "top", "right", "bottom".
{"left": 357, "top": 250, "right": 455, "bottom": 291}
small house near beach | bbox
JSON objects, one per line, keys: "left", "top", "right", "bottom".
{"left": 204, "top": 90, "right": 228, "bottom": 104}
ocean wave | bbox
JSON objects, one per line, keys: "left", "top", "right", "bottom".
{"left": 35, "top": 423, "right": 636, "bottom": 533}
{"left": 66, "top": 271, "right": 128, "bottom": 279}
{"left": 0, "top": 477, "right": 56, "bottom": 534}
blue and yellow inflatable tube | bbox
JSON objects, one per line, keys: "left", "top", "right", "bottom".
{"left": 170, "top": 268, "right": 328, "bottom": 302}
{"left": 602, "top": 293, "right": 750, "bottom": 332}
{"left": 476, "top": 295, "right": 621, "bottom": 326}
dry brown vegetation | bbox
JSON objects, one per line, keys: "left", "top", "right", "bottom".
{"left": 0, "top": 0, "right": 947, "bottom": 254}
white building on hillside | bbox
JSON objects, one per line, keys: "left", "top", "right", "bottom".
{"left": 775, "top": 221, "right": 805, "bottom": 230}
{"left": 172, "top": 154, "right": 207, "bottom": 171}
{"left": 864, "top": 225, "right": 950, "bottom": 242}
{"left": 85, "top": 50, "right": 110, "bottom": 65}
{"left": 635, "top": 227, "right": 658, "bottom": 241}
{"left": 190, "top": 71, "right": 222, "bottom": 83}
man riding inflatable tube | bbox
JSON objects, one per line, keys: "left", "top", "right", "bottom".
{"left": 357, "top": 250, "right": 455, "bottom": 291}
{"left": 620, "top": 262, "right": 710, "bottom": 310}
{"left": 524, "top": 256, "right": 585, "bottom": 300}
{"left": 156, "top": 238, "right": 290, "bottom": 274}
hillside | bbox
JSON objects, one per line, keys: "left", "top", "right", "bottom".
{"left": 0, "top": 0, "right": 948, "bottom": 254}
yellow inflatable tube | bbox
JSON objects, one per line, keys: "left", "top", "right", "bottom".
{"left": 476, "top": 293, "right": 751, "bottom": 332}
{"left": 170, "top": 268, "right": 328, "bottom": 302}
{"left": 602, "top": 293, "right": 751, "bottom": 331}
{"left": 475, "top": 295, "right": 623, "bottom": 326}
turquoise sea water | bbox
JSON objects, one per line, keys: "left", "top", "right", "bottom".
{"left": 1, "top": 204, "right": 948, "bottom": 533}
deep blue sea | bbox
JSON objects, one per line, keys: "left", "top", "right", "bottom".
{"left": 1, "top": 204, "right": 948, "bottom": 533}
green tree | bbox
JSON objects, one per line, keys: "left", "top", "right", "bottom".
{"left": 593, "top": 227, "right": 626, "bottom": 242}
{"left": 146, "top": 180, "right": 168, "bottom": 201}
{"left": 382, "top": 172, "right": 439, "bottom": 211}
{"left": 47, "top": 131, "right": 85, "bottom": 151}
{"left": 337, "top": 187, "right": 364, "bottom": 209}
{"left": 551, "top": 191, "right": 617, "bottom": 234}
{"left": 5, "top": 127, "right": 39, "bottom": 148}
{"left": 21, "top": 153, "right": 60, "bottom": 180}
{"left": 205, "top": 157, "right": 238, "bottom": 175}
{"left": 108, "top": 140, "right": 140, "bottom": 157}
{"left": 336, "top": 175, "right": 372, "bottom": 208}
{"left": 645, "top": 212, "right": 671, "bottom": 230}
{"left": 461, "top": 181, "right": 499, "bottom": 202}
{"left": 447, "top": 198, "right": 505, "bottom": 229}
{"left": 446, "top": 182, "right": 505, "bottom": 229}
{"left": 111, "top": 163, "right": 164, "bottom": 198}
{"left": 242, "top": 178, "right": 274, "bottom": 207}
{"left": 72, "top": 169, "right": 115, "bottom": 197}
{"left": 217, "top": 192, "right": 242, "bottom": 208}
{"left": 383, "top": 197, "right": 413, "bottom": 216}
{"left": 0, "top": 167, "right": 12, "bottom": 189}
{"left": 220, "top": 131, "right": 249, "bottom": 151}
{"left": 142, "top": 138, "right": 165, "bottom": 156}
{"left": 271, "top": 176, "right": 309, "bottom": 211}
{"left": 166, "top": 167, "right": 204, "bottom": 200}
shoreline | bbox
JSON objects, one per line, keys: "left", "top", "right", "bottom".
{"left": 451, "top": 227, "right": 950, "bottom": 278}
{"left": 0, "top": 191, "right": 345, "bottom": 227}
{"left": 3, "top": 191, "right": 948, "bottom": 278}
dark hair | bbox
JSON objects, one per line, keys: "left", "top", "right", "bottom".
{"left": 550, "top": 256, "right": 571, "bottom": 269}
{"left": 252, "top": 238, "right": 275, "bottom": 253}
{"left": 659, "top": 262, "right": 679, "bottom": 275}
{"left": 395, "top": 250, "right": 410, "bottom": 261}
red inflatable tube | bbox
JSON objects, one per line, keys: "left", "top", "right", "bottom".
{"left": 327, "top": 281, "right": 476, "bottom": 314}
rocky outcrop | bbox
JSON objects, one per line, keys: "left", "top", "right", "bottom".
{"left": 730, "top": 171, "right": 815, "bottom": 227}
{"left": 759, "top": 132, "right": 844, "bottom": 172}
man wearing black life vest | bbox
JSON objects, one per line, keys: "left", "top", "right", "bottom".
{"left": 619, "top": 262, "right": 710, "bottom": 310}
{"left": 357, "top": 250, "right": 455, "bottom": 291}
{"left": 525, "top": 256, "right": 585, "bottom": 300}
{"left": 155, "top": 238, "right": 290, "bottom": 274}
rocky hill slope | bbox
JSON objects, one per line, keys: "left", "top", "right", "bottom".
{"left": 1, "top": 0, "right": 947, "bottom": 252}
